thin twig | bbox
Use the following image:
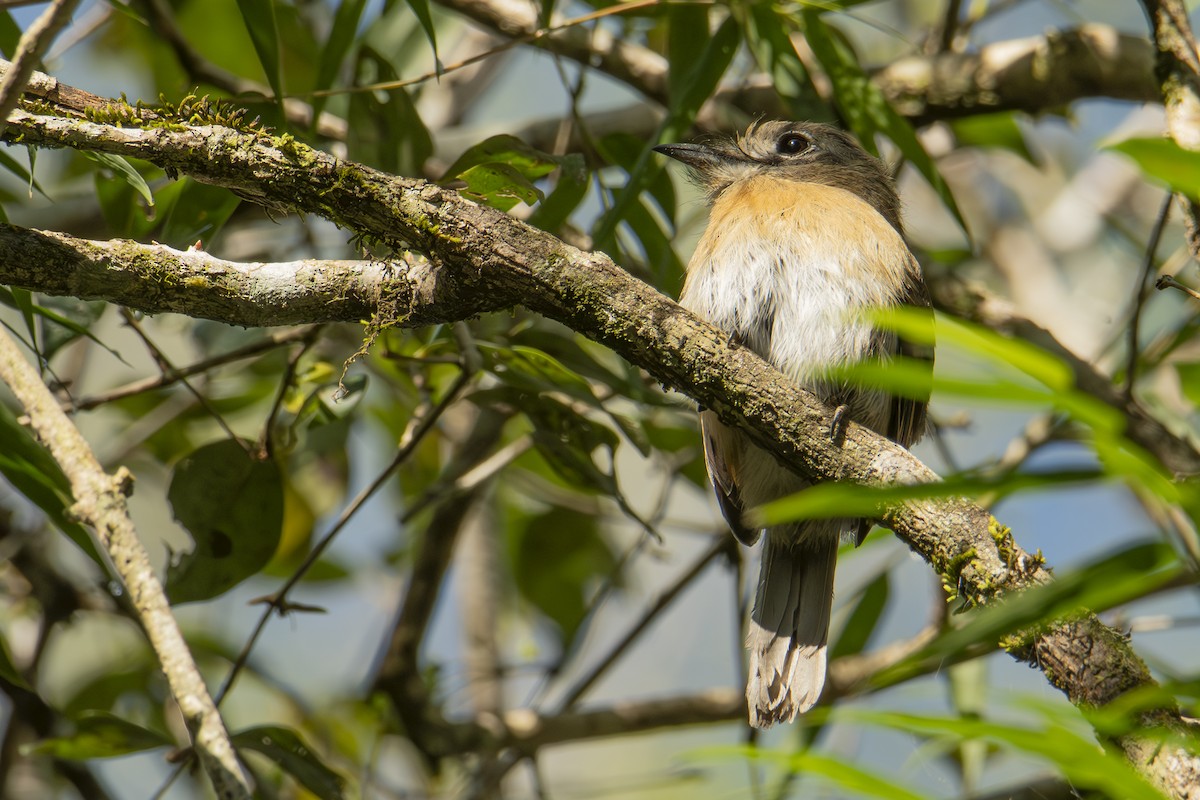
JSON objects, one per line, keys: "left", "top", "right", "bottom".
{"left": 215, "top": 323, "right": 481, "bottom": 706}
{"left": 70, "top": 326, "right": 320, "bottom": 411}
{"left": 118, "top": 309, "right": 247, "bottom": 452}
{"left": 1124, "top": 192, "right": 1174, "bottom": 399}
{"left": 1157, "top": 273, "right": 1200, "bottom": 302}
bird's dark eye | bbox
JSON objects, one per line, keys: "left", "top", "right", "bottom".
{"left": 776, "top": 133, "right": 812, "bottom": 155}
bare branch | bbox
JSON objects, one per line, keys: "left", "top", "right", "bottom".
{"left": 0, "top": 332, "right": 251, "bottom": 799}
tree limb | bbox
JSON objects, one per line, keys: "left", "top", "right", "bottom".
{"left": 2, "top": 103, "right": 1198, "bottom": 795}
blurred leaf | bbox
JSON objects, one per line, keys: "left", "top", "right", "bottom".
{"left": 236, "top": 0, "right": 284, "bottom": 101}
{"left": 698, "top": 746, "right": 925, "bottom": 800}
{"left": 0, "top": 632, "right": 28, "bottom": 690}
{"left": 84, "top": 152, "right": 154, "bottom": 209}
{"left": 0, "top": 10, "right": 21, "bottom": 58}
{"left": 510, "top": 504, "right": 617, "bottom": 647}
{"left": 314, "top": 0, "right": 367, "bottom": 119}
{"left": 1109, "top": 137, "right": 1200, "bottom": 198}
{"left": 873, "top": 541, "right": 1182, "bottom": 689}
{"left": 1176, "top": 362, "right": 1200, "bottom": 406}
{"left": 527, "top": 153, "right": 588, "bottom": 233}
{"left": 159, "top": 179, "right": 241, "bottom": 249}
{"left": 951, "top": 112, "right": 1036, "bottom": 164}
{"left": 594, "top": 14, "right": 739, "bottom": 249}
{"left": 0, "top": 402, "right": 100, "bottom": 563}
{"left": 802, "top": 10, "right": 967, "bottom": 234}
{"left": 0, "top": 149, "right": 48, "bottom": 199}
{"left": 757, "top": 468, "right": 1101, "bottom": 525}
{"left": 744, "top": 6, "right": 827, "bottom": 120}
{"left": 402, "top": 0, "right": 439, "bottom": 69}
{"left": 947, "top": 659, "right": 990, "bottom": 793}
{"left": 9, "top": 286, "right": 36, "bottom": 352}
{"left": 454, "top": 163, "right": 543, "bottom": 212}
{"left": 25, "top": 712, "right": 171, "bottom": 759}
{"left": 5, "top": 293, "right": 110, "bottom": 361}
{"left": 351, "top": 47, "right": 432, "bottom": 174}
{"left": 829, "top": 571, "right": 889, "bottom": 661}
{"left": 233, "top": 725, "right": 346, "bottom": 800}
{"left": 166, "top": 439, "right": 284, "bottom": 603}
{"left": 851, "top": 709, "right": 1164, "bottom": 800}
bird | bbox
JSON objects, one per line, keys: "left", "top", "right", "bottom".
{"left": 654, "top": 121, "right": 931, "bottom": 728}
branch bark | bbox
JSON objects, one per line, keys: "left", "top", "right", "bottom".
{"left": 1, "top": 101, "right": 1197, "bottom": 794}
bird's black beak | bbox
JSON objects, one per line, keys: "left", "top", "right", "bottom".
{"left": 653, "top": 142, "right": 724, "bottom": 170}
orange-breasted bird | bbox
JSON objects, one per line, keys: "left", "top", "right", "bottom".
{"left": 655, "top": 121, "right": 932, "bottom": 728}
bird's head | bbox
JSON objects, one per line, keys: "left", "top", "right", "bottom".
{"left": 654, "top": 121, "right": 902, "bottom": 233}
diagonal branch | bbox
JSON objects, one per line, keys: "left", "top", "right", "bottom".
{"left": 1, "top": 102, "right": 1197, "bottom": 795}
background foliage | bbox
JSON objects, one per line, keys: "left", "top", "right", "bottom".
{"left": 0, "top": 0, "right": 1198, "bottom": 798}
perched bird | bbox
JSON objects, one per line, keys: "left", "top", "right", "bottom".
{"left": 655, "top": 121, "right": 931, "bottom": 728}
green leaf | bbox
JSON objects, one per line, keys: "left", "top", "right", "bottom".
{"left": 403, "top": 0, "right": 440, "bottom": 69}
{"left": 829, "top": 571, "right": 889, "bottom": 661}
{"left": 1175, "top": 361, "right": 1200, "bottom": 406}
{"left": 509, "top": 505, "right": 617, "bottom": 648}
{"left": 594, "top": 14, "right": 739, "bottom": 249}
{"left": 873, "top": 541, "right": 1182, "bottom": 689}
{"left": 453, "top": 163, "right": 543, "bottom": 211}
{"left": 527, "top": 153, "right": 589, "bottom": 233}
{"left": 166, "top": 439, "right": 284, "bottom": 603}
{"left": 236, "top": 0, "right": 284, "bottom": 101}
{"left": 0, "top": 402, "right": 100, "bottom": 563}
{"left": 757, "top": 469, "right": 1101, "bottom": 526}
{"left": 159, "top": 179, "right": 241, "bottom": 249}
{"left": 0, "top": 10, "right": 22, "bottom": 58}
{"left": 951, "top": 112, "right": 1036, "bottom": 164}
{"left": 314, "top": 0, "right": 367, "bottom": 102}
{"left": 232, "top": 725, "right": 346, "bottom": 800}
{"left": 442, "top": 134, "right": 563, "bottom": 184}
{"left": 83, "top": 152, "right": 154, "bottom": 209}
{"left": 744, "top": 6, "right": 827, "bottom": 121}
{"left": 1109, "top": 137, "right": 1200, "bottom": 197}
{"left": 696, "top": 746, "right": 926, "bottom": 800}
{"left": 0, "top": 149, "right": 49, "bottom": 199}
{"left": 802, "top": 10, "right": 967, "bottom": 234}
{"left": 351, "top": 47, "right": 433, "bottom": 175}
{"left": 850, "top": 709, "right": 1165, "bottom": 800}
{"left": 25, "top": 711, "right": 171, "bottom": 759}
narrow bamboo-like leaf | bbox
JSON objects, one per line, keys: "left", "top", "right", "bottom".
{"left": 872, "top": 541, "right": 1182, "bottom": 688}
{"left": 951, "top": 112, "right": 1036, "bottom": 164}
{"left": 696, "top": 746, "right": 926, "bottom": 800}
{"left": 315, "top": 0, "right": 366, "bottom": 95}
{"left": 403, "top": 0, "right": 440, "bottom": 68}
{"left": 802, "top": 10, "right": 967, "bottom": 234}
{"left": 82, "top": 152, "right": 153, "bottom": 209}
{"left": 744, "top": 6, "right": 827, "bottom": 121}
{"left": 829, "top": 571, "right": 889, "bottom": 661}
{"left": 757, "top": 469, "right": 1102, "bottom": 526}
{"left": 850, "top": 710, "right": 1165, "bottom": 800}
{"left": 25, "top": 712, "right": 171, "bottom": 759}
{"left": 159, "top": 179, "right": 241, "bottom": 249}
{"left": 594, "top": 15, "right": 739, "bottom": 248}
{"left": 1109, "top": 137, "right": 1200, "bottom": 198}
{"left": 233, "top": 725, "right": 346, "bottom": 800}
{"left": 236, "top": 0, "right": 284, "bottom": 101}
{"left": 0, "top": 402, "right": 100, "bottom": 562}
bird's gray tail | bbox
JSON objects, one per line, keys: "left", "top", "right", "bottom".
{"left": 746, "top": 530, "right": 839, "bottom": 728}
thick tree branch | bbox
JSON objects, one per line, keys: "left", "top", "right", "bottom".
{"left": 2, "top": 105, "right": 1197, "bottom": 795}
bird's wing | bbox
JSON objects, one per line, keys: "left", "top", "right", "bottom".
{"left": 887, "top": 263, "right": 933, "bottom": 449}
{"left": 700, "top": 410, "right": 761, "bottom": 546}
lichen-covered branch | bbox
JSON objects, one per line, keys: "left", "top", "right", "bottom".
{"left": 1, "top": 104, "right": 1197, "bottom": 795}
